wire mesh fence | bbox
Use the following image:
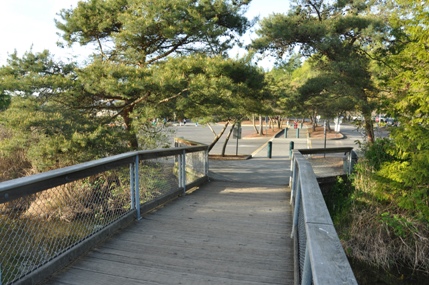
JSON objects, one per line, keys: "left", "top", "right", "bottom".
{"left": 139, "top": 158, "right": 179, "bottom": 203}
{"left": 185, "top": 150, "right": 208, "bottom": 181}
{"left": 297, "top": 195, "right": 306, "bottom": 283}
{"left": 0, "top": 167, "right": 131, "bottom": 284}
{"left": 0, "top": 146, "right": 208, "bottom": 285}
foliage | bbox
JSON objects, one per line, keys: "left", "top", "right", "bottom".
{"left": 167, "top": 55, "right": 269, "bottom": 120}
{"left": 360, "top": 137, "right": 395, "bottom": 170}
{"left": 325, "top": 176, "right": 354, "bottom": 225}
{"left": 335, "top": 139, "right": 429, "bottom": 275}
{"left": 0, "top": 96, "right": 131, "bottom": 172}
{"left": 251, "top": 0, "right": 391, "bottom": 142}
{"left": 265, "top": 54, "right": 303, "bottom": 117}
{"left": 51, "top": 0, "right": 252, "bottom": 148}
{"left": 0, "top": 0, "right": 259, "bottom": 175}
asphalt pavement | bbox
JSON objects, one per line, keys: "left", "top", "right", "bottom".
{"left": 173, "top": 123, "right": 309, "bottom": 185}
{"left": 175, "top": 121, "right": 363, "bottom": 185}
{"left": 173, "top": 122, "right": 366, "bottom": 185}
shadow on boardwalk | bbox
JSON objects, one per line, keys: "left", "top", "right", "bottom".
{"left": 46, "top": 157, "right": 294, "bottom": 285}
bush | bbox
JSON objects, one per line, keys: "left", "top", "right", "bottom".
{"left": 336, "top": 142, "right": 429, "bottom": 276}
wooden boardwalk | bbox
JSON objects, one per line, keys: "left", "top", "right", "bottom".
{"left": 45, "top": 179, "right": 293, "bottom": 285}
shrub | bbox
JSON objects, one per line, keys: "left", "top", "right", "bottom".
{"left": 337, "top": 146, "right": 429, "bottom": 276}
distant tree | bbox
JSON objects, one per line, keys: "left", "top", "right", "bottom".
{"left": 160, "top": 54, "right": 269, "bottom": 153}
{"left": 0, "top": 92, "right": 11, "bottom": 111}
{"left": 251, "top": 0, "right": 389, "bottom": 143}
{"left": 266, "top": 54, "right": 303, "bottom": 120}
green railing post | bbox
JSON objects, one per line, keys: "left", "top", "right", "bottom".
{"left": 267, "top": 141, "right": 272, "bottom": 158}
{"left": 289, "top": 141, "right": 294, "bottom": 157}
{"left": 284, "top": 127, "right": 288, "bottom": 138}
{"left": 296, "top": 128, "right": 300, "bottom": 138}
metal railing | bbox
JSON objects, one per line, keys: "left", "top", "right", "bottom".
{"left": 0, "top": 145, "right": 208, "bottom": 285}
{"left": 290, "top": 148, "right": 358, "bottom": 285}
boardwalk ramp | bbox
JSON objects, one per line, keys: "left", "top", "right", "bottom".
{"left": 46, "top": 158, "right": 293, "bottom": 285}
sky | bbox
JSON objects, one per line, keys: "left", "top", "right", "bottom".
{"left": 0, "top": 0, "right": 291, "bottom": 68}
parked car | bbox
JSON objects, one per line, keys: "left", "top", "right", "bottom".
{"left": 375, "top": 116, "right": 387, "bottom": 123}
{"left": 386, "top": 118, "right": 397, "bottom": 126}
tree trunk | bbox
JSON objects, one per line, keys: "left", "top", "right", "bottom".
{"left": 123, "top": 107, "right": 139, "bottom": 150}
{"left": 221, "top": 122, "right": 236, "bottom": 156}
{"left": 361, "top": 97, "right": 375, "bottom": 144}
{"left": 252, "top": 114, "right": 259, "bottom": 134}
{"left": 267, "top": 116, "right": 272, "bottom": 129}
{"left": 259, "top": 115, "right": 264, "bottom": 135}
{"left": 363, "top": 114, "right": 375, "bottom": 144}
{"left": 326, "top": 120, "right": 331, "bottom": 131}
{"left": 208, "top": 121, "right": 230, "bottom": 152}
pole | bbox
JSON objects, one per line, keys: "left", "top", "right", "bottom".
{"left": 289, "top": 141, "right": 294, "bottom": 158}
{"left": 267, "top": 141, "right": 272, "bottom": 158}
{"left": 236, "top": 133, "right": 239, "bottom": 156}
{"left": 324, "top": 120, "right": 327, "bottom": 157}
{"left": 234, "top": 122, "right": 241, "bottom": 156}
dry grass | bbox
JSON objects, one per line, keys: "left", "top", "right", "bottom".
{"left": 307, "top": 125, "right": 344, "bottom": 139}
{"left": 0, "top": 149, "right": 33, "bottom": 182}
{"left": 343, "top": 204, "right": 429, "bottom": 275}
{"left": 339, "top": 162, "right": 429, "bottom": 276}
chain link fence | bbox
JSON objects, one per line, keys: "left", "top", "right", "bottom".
{"left": 0, "top": 146, "right": 208, "bottom": 285}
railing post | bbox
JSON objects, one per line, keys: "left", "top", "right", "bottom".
{"left": 178, "top": 153, "right": 182, "bottom": 190}
{"left": 301, "top": 244, "right": 313, "bottom": 285}
{"left": 179, "top": 150, "right": 186, "bottom": 194}
{"left": 290, "top": 154, "right": 296, "bottom": 204}
{"left": 130, "top": 155, "right": 141, "bottom": 220}
{"left": 130, "top": 162, "right": 136, "bottom": 211}
{"left": 205, "top": 148, "right": 209, "bottom": 178}
{"left": 267, "top": 141, "right": 272, "bottom": 158}
{"left": 291, "top": 179, "right": 301, "bottom": 238}
{"left": 134, "top": 155, "right": 141, "bottom": 220}
{"left": 284, "top": 127, "right": 288, "bottom": 138}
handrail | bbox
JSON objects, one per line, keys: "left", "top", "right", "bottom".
{"left": 297, "top": 147, "right": 353, "bottom": 155}
{"left": 0, "top": 146, "right": 207, "bottom": 204}
{"left": 0, "top": 145, "right": 209, "bottom": 285}
{"left": 290, "top": 148, "right": 357, "bottom": 285}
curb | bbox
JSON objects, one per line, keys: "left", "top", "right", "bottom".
{"left": 250, "top": 129, "right": 284, "bottom": 158}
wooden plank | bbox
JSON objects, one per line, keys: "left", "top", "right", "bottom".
{"left": 297, "top": 160, "right": 334, "bottom": 225}
{"left": 296, "top": 147, "right": 353, "bottom": 155}
{"left": 45, "top": 181, "right": 294, "bottom": 285}
{"left": 46, "top": 268, "right": 158, "bottom": 285}
{"left": 306, "top": 223, "right": 358, "bottom": 285}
